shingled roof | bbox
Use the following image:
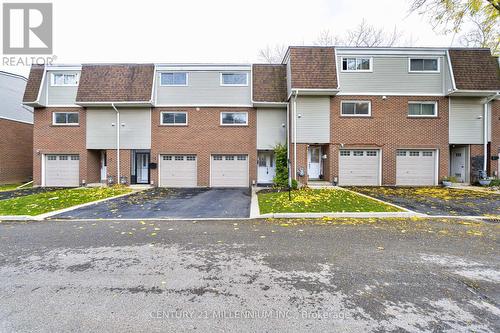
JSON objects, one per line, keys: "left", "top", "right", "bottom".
{"left": 22, "top": 65, "right": 44, "bottom": 103}
{"left": 76, "top": 64, "right": 154, "bottom": 103}
{"left": 448, "top": 49, "right": 500, "bottom": 91}
{"left": 287, "top": 47, "right": 338, "bottom": 90}
{"left": 252, "top": 64, "right": 287, "bottom": 102}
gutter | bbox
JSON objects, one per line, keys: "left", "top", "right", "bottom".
{"left": 293, "top": 90, "right": 298, "bottom": 181}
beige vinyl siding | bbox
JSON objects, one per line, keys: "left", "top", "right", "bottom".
{"left": 256, "top": 108, "right": 286, "bottom": 149}
{"left": 46, "top": 71, "right": 79, "bottom": 105}
{"left": 449, "top": 97, "right": 485, "bottom": 144}
{"left": 337, "top": 56, "right": 444, "bottom": 94}
{"left": 293, "top": 96, "right": 330, "bottom": 143}
{"left": 86, "top": 108, "right": 151, "bottom": 149}
{"left": 156, "top": 71, "right": 251, "bottom": 105}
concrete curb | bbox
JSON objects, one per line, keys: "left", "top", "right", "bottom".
{"left": 337, "top": 186, "right": 416, "bottom": 213}
{"left": 259, "top": 212, "right": 426, "bottom": 219}
{"left": 249, "top": 187, "right": 260, "bottom": 218}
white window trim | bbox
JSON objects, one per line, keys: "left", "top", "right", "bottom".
{"left": 340, "top": 100, "right": 372, "bottom": 117}
{"left": 160, "top": 111, "right": 188, "bottom": 126}
{"left": 220, "top": 111, "right": 248, "bottom": 126}
{"left": 340, "top": 57, "right": 373, "bottom": 72}
{"left": 52, "top": 112, "right": 79, "bottom": 126}
{"left": 219, "top": 72, "right": 249, "bottom": 87}
{"left": 408, "top": 57, "right": 440, "bottom": 73}
{"left": 159, "top": 72, "right": 189, "bottom": 87}
{"left": 50, "top": 73, "right": 79, "bottom": 87}
{"left": 408, "top": 101, "right": 438, "bottom": 117}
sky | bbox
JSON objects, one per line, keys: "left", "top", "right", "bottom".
{"left": 0, "top": 0, "right": 458, "bottom": 77}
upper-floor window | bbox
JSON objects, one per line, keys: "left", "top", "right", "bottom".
{"left": 341, "top": 57, "right": 372, "bottom": 72}
{"left": 53, "top": 112, "right": 79, "bottom": 125}
{"left": 220, "top": 73, "right": 248, "bottom": 86}
{"left": 161, "top": 112, "right": 187, "bottom": 125}
{"left": 220, "top": 112, "right": 248, "bottom": 125}
{"left": 341, "top": 101, "right": 371, "bottom": 116}
{"left": 160, "top": 72, "right": 188, "bottom": 86}
{"left": 51, "top": 73, "right": 79, "bottom": 86}
{"left": 409, "top": 58, "right": 439, "bottom": 72}
{"left": 408, "top": 102, "right": 437, "bottom": 117}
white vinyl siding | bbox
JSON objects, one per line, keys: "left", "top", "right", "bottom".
{"left": 449, "top": 97, "right": 485, "bottom": 144}
{"left": 159, "top": 155, "right": 197, "bottom": 187}
{"left": 293, "top": 96, "right": 330, "bottom": 143}
{"left": 256, "top": 108, "right": 287, "bottom": 149}
{"left": 338, "top": 150, "right": 380, "bottom": 186}
{"left": 44, "top": 154, "right": 80, "bottom": 187}
{"left": 46, "top": 71, "right": 79, "bottom": 105}
{"left": 211, "top": 154, "right": 249, "bottom": 187}
{"left": 396, "top": 150, "right": 437, "bottom": 185}
{"left": 86, "top": 108, "right": 152, "bottom": 149}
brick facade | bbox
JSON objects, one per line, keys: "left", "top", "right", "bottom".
{"left": 0, "top": 118, "right": 33, "bottom": 184}
{"left": 151, "top": 107, "right": 257, "bottom": 187}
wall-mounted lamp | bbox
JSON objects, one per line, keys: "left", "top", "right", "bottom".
{"left": 121, "top": 123, "right": 125, "bottom": 127}
{"left": 36, "top": 149, "right": 41, "bottom": 155}
{"left": 382, "top": 96, "right": 387, "bottom": 100}
{"left": 281, "top": 123, "right": 286, "bottom": 128}
{"left": 297, "top": 113, "right": 302, "bottom": 118}
{"left": 111, "top": 123, "right": 116, "bottom": 127}
{"left": 340, "top": 143, "right": 345, "bottom": 148}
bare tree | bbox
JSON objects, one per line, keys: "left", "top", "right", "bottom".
{"left": 313, "top": 30, "right": 341, "bottom": 46}
{"left": 343, "top": 19, "right": 401, "bottom": 47}
{"left": 459, "top": 14, "right": 500, "bottom": 53}
{"left": 258, "top": 44, "right": 288, "bottom": 63}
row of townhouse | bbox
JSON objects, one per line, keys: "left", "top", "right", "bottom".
{"left": 22, "top": 46, "right": 500, "bottom": 188}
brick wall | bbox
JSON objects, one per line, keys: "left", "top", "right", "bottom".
{"left": 151, "top": 107, "right": 256, "bottom": 187}
{"left": 106, "top": 149, "right": 131, "bottom": 185}
{"left": 0, "top": 118, "right": 33, "bottom": 184}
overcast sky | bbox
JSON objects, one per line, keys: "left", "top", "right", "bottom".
{"left": 1, "top": 0, "right": 457, "bottom": 77}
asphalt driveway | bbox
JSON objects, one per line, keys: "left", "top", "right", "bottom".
{"left": 0, "top": 217, "right": 498, "bottom": 332}
{"left": 348, "top": 186, "right": 500, "bottom": 216}
{"left": 53, "top": 188, "right": 251, "bottom": 219}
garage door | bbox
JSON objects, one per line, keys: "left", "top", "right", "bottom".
{"left": 211, "top": 154, "right": 249, "bottom": 187}
{"left": 45, "top": 154, "right": 79, "bottom": 187}
{"left": 396, "top": 150, "right": 436, "bottom": 186}
{"left": 159, "top": 155, "right": 197, "bottom": 187}
{"left": 339, "top": 150, "right": 380, "bottom": 186}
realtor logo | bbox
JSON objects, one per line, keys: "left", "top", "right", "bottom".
{"left": 3, "top": 3, "right": 53, "bottom": 54}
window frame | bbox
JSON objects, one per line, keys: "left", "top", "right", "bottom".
{"left": 219, "top": 72, "right": 249, "bottom": 87}
{"left": 52, "top": 112, "right": 79, "bottom": 126}
{"left": 159, "top": 72, "right": 189, "bottom": 86}
{"left": 407, "top": 101, "right": 438, "bottom": 118}
{"left": 408, "top": 57, "right": 440, "bottom": 73}
{"left": 160, "top": 112, "right": 188, "bottom": 126}
{"left": 220, "top": 111, "right": 248, "bottom": 126}
{"left": 340, "top": 100, "right": 372, "bottom": 117}
{"left": 340, "top": 57, "right": 373, "bottom": 72}
{"left": 50, "top": 73, "right": 79, "bottom": 87}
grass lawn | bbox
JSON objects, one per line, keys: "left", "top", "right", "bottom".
{"left": 0, "top": 183, "right": 23, "bottom": 192}
{"left": 258, "top": 188, "right": 402, "bottom": 214}
{"left": 0, "top": 186, "right": 131, "bottom": 216}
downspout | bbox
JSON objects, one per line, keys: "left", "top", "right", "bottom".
{"left": 293, "top": 90, "right": 298, "bottom": 181}
{"left": 483, "top": 102, "right": 488, "bottom": 173}
{"left": 111, "top": 103, "right": 121, "bottom": 184}
{"left": 286, "top": 102, "right": 291, "bottom": 187}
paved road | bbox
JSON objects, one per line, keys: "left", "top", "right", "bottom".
{"left": 53, "top": 188, "right": 251, "bottom": 219}
{"left": 0, "top": 217, "right": 499, "bottom": 332}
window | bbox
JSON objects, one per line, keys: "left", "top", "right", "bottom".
{"left": 51, "top": 73, "right": 79, "bottom": 86}
{"left": 71, "top": 156, "right": 79, "bottom": 160}
{"left": 397, "top": 151, "right": 406, "bottom": 157}
{"left": 221, "top": 112, "right": 248, "bottom": 125}
{"left": 409, "top": 58, "right": 439, "bottom": 72}
{"left": 161, "top": 112, "right": 187, "bottom": 125}
{"left": 47, "top": 155, "right": 57, "bottom": 160}
{"left": 213, "top": 155, "right": 223, "bottom": 161}
{"left": 408, "top": 102, "right": 437, "bottom": 117}
{"left": 353, "top": 151, "right": 364, "bottom": 156}
{"left": 410, "top": 151, "right": 420, "bottom": 157}
{"left": 186, "top": 156, "right": 196, "bottom": 161}
{"left": 341, "top": 101, "right": 371, "bottom": 116}
{"left": 237, "top": 155, "right": 247, "bottom": 161}
{"left": 163, "top": 156, "right": 172, "bottom": 160}
{"left": 160, "top": 72, "right": 188, "bottom": 86}
{"left": 422, "top": 151, "right": 433, "bottom": 157}
{"left": 341, "top": 57, "right": 372, "bottom": 71}
{"left": 175, "top": 156, "right": 184, "bottom": 161}
{"left": 366, "top": 151, "right": 377, "bottom": 156}
{"left": 225, "top": 155, "right": 235, "bottom": 160}
{"left": 220, "top": 73, "right": 248, "bottom": 86}
{"left": 59, "top": 156, "right": 68, "bottom": 160}
{"left": 340, "top": 151, "right": 350, "bottom": 156}
{"left": 53, "top": 112, "right": 79, "bottom": 125}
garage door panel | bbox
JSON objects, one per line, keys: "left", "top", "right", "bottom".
{"left": 160, "top": 155, "right": 197, "bottom": 187}
{"left": 339, "top": 150, "right": 380, "bottom": 186}
{"left": 396, "top": 150, "right": 436, "bottom": 186}
{"left": 211, "top": 155, "right": 249, "bottom": 187}
{"left": 45, "top": 155, "right": 79, "bottom": 187}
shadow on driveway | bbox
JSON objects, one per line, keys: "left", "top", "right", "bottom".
{"left": 53, "top": 188, "right": 251, "bottom": 219}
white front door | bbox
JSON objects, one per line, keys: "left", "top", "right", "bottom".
{"left": 257, "top": 152, "right": 276, "bottom": 184}
{"left": 451, "top": 147, "right": 467, "bottom": 182}
{"left": 100, "top": 151, "right": 107, "bottom": 181}
{"left": 136, "top": 153, "right": 149, "bottom": 184}
{"left": 308, "top": 146, "right": 321, "bottom": 179}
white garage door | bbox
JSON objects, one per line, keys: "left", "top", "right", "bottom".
{"left": 45, "top": 154, "right": 80, "bottom": 187}
{"left": 339, "top": 150, "right": 380, "bottom": 186}
{"left": 396, "top": 150, "right": 436, "bottom": 186}
{"left": 159, "top": 155, "right": 197, "bottom": 187}
{"left": 211, "top": 154, "right": 249, "bottom": 187}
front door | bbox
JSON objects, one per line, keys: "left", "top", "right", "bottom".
{"left": 451, "top": 147, "right": 467, "bottom": 182}
{"left": 257, "top": 152, "right": 275, "bottom": 184}
{"left": 100, "top": 151, "right": 107, "bottom": 182}
{"left": 136, "top": 153, "right": 150, "bottom": 184}
{"left": 308, "top": 146, "right": 321, "bottom": 179}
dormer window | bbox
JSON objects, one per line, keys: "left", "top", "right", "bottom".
{"left": 341, "top": 57, "right": 372, "bottom": 72}
{"left": 409, "top": 58, "right": 439, "bottom": 72}
{"left": 220, "top": 73, "right": 248, "bottom": 86}
{"left": 51, "top": 73, "right": 79, "bottom": 86}
{"left": 160, "top": 72, "right": 188, "bottom": 86}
